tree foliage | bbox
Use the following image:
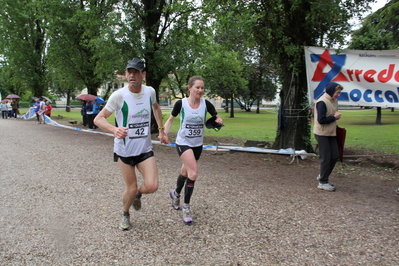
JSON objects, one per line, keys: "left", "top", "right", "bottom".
{"left": 250, "top": 0, "right": 371, "bottom": 150}
{"left": 241, "top": 58, "right": 278, "bottom": 113}
{"left": 350, "top": 0, "right": 399, "bottom": 50}
{"left": 44, "top": 0, "right": 121, "bottom": 96}
{"left": 201, "top": 44, "right": 247, "bottom": 118}
{"left": 1, "top": 0, "right": 392, "bottom": 150}
{"left": 120, "top": 0, "right": 206, "bottom": 100}
{"left": 348, "top": 0, "right": 398, "bottom": 125}
{"left": 0, "top": 0, "right": 47, "bottom": 98}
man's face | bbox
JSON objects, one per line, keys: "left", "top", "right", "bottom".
{"left": 126, "top": 68, "right": 146, "bottom": 88}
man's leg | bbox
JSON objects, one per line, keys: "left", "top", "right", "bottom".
{"left": 117, "top": 159, "right": 138, "bottom": 213}
{"left": 136, "top": 156, "right": 159, "bottom": 195}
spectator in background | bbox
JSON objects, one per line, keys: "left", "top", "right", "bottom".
{"left": 86, "top": 101, "right": 94, "bottom": 130}
{"left": 92, "top": 100, "right": 100, "bottom": 129}
{"left": 45, "top": 101, "right": 52, "bottom": 118}
{"left": 313, "top": 82, "right": 343, "bottom": 191}
{"left": 7, "top": 100, "right": 12, "bottom": 118}
{"left": 1, "top": 101, "right": 8, "bottom": 119}
{"left": 11, "top": 99, "right": 19, "bottom": 119}
{"left": 81, "top": 101, "right": 87, "bottom": 127}
{"left": 39, "top": 98, "right": 46, "bottom": 124}
{"left": 33, "top": 98, "right": 41, "bottom": 124}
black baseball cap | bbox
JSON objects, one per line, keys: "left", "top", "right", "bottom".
{"left": 126, "top": 58, "right": 146, "bottom": 71}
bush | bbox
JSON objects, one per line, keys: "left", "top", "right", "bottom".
{"left": 18, "top": 102, "right": 32, "bottom": 108}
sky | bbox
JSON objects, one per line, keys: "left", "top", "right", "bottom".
{"left": 370, "top": 0, "right": 389, "bottom": 12}
{"left": 350, "top": 0, "right": 389, "bottom": 32}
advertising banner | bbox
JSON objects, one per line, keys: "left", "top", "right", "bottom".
{"left": 305, "top": 46, "right": 399, "bottom": 107}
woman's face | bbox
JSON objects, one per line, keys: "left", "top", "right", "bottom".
{"left": 333, "top": 89, "right": 342, "bottom": 99}
{"left": 188, "top": 80, "right": 204, "bottom": 98}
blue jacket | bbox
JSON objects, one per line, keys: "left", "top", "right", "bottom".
{"left": 93, "top": 103, "right": 100, "bottom": 114}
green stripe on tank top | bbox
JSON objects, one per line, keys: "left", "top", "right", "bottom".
{"left": 121, "top": 101, "right": 129, "bottom": 127}
{"left": 121, "top": 101, "right": 128, "bottom": 145}
{"left": 180, "top": 106, "right": 185, "bottom": 123}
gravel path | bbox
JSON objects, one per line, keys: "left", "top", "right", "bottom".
{"left": 1, "top": 118, "right": 399, "bottom": 265}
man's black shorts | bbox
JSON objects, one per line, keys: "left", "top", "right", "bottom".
{"left": 176, "top": 145, "right": 202, "bottom": 160}
{"left": 114, "top": 151, "right": 154, "bottom": 166}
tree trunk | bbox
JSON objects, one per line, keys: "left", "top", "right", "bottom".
{"left": 145, "top": 58, "right": 164, "bottom": 133}
{"left": 66, "top": 89, "right": 71, "bottom": 112}
{"left": 272, "top": 72, "right": 313, "bottom": 152}
{"left": 376, "top": 107, "right": 382, "bottom": 125}
{"left": 103, "top": 83, "right": 113, "bottom": 101}
{"left": 229, "top": 95, "right": 235, "bottom": 118}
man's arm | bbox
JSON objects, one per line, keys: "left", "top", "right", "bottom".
{"left": 152, "top": 102, "right": 169, "bottom": 144}
{"left": 94, "top": 108, "right": 128, "bottom": 139}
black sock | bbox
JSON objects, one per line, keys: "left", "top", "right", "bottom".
{"left": 184, "top": 178, "right": 195, "bottom": 204}
{"left": 175, "top": 174, "right": 187, "bottom": 195}
{"left": 123, "top": 212, "right": 130, "bottom": 217}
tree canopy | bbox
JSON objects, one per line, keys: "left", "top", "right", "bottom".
{"left": 1, "top": 0, "right": 391, "bottom": 150}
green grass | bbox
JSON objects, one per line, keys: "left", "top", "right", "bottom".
{"left": 335, "top": 109, "right": 399, "bottom": 154}
{"left": 22, "top": 107, "right": 399, "bottom": 154}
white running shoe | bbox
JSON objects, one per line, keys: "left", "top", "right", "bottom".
{"left": 182, "top": 206, "right": 193, "bottom": 223}
{"left": 169, "top": 189, "right": 180, "bottom": 210}
{"left": 119, "top": 214, "right": 131, "bottom": 230}
{"left": 317, "top": 182, "right": 336, "bottom": 191}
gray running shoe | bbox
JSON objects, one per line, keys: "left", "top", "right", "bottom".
{"left": 182, "top": 206, "right": 193, "bottom": 223}
{"left": 317, "top": 182, "right": 336, "bottom": 191}
{"left": 132, "top": 194, "right": 141, "bottom": 211}
{"left": 169, "top": 189, "right": 180, "bottom": 210}
{"left": 119, "top": 214, "right": 131, "bottom": 230}
{"left": 316, "top": 175, "right": 333, "bottom": 186}
{"left": 396, "top": 188, "right": 399, "bottom": 195}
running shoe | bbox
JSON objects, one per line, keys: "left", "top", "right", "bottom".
{"left": 396, "top": 188, "right": 399, "bottom": 195}
{"left": 182, "top": 206, "right": 193, "bottom": 223}
{"left": 316, "top": 175, "right": 333, "bottom": 186}
{"left": 132, "top": 194, "right": 141, "bottom": 211}
{"left": 169, "top": 189, "right": 180, "bottom": 210}
{"left": 317, "top": 182, "right": 336, "bottom": 191}
{"left": 119, "top": 214, "right": 131, "bottom": 230}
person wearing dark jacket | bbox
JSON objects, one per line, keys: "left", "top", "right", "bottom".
{"left": 11, "top": 99, "right": 19, "bottom": 119}
{"left": 81, "top": 101, "right": 87, "bottom": 127}
{"left": 86, "top": 101, "right": 94, "bottom": 130}
{"left": 313, "top": 82, "right": 343, "bottom": 191}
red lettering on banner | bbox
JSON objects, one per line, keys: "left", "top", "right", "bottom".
{"left": 345, "top": 65, "right": 399, "bottom": 83}
{"left": 364, "top": 70, "right": 376, "bottom": 82}
{"left": 347, "top": 69, "right": 363, "bottom": 82}
{"left": 378, "top": 64, "right": 395, "bottom": 83}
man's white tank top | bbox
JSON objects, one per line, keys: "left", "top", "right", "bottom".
{"left": 114, "top": 86, "right": 152, "bottom": 157}
{"left": 176, "top": 98, "right": 207, "bottom": 147}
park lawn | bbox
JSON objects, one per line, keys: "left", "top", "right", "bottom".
{"left": 336, "top": 109, "right": 399, "bottom": 154}
{"left": 24, "top": 107, "right": 399, "bottom": 154}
